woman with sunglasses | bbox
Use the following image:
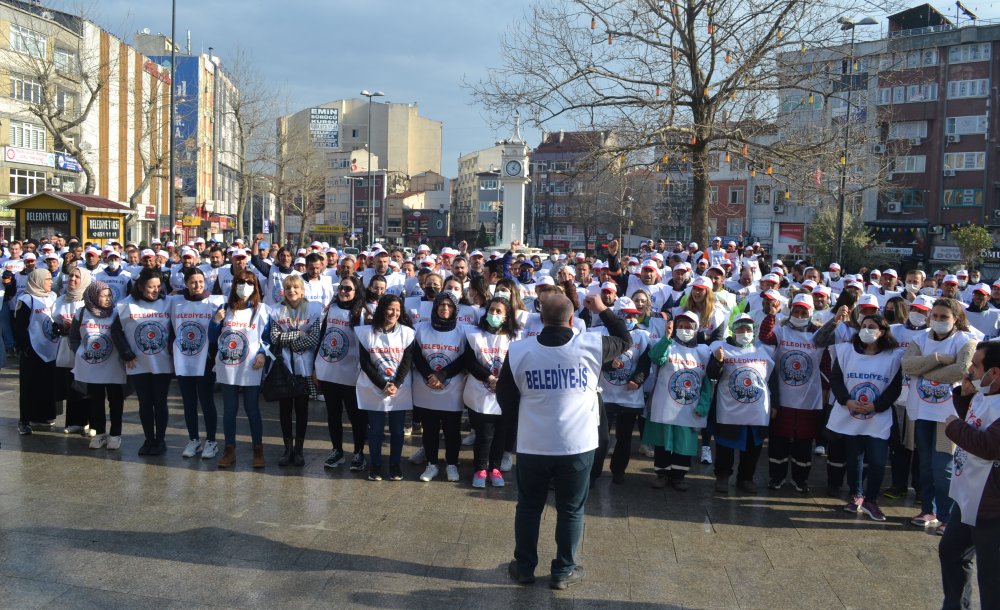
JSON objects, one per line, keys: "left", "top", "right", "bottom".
{"left": 210, "top": 270, "right": 271, "bottom": 469}
{"left": 316, "top": 276, "right": 368, "bottom": 471}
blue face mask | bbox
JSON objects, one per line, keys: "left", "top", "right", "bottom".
{"left": 485, "top": 313, "right": 505, "bottom": 328}
{"left": 625, "top": 319, "right": 637, "bottom": 331}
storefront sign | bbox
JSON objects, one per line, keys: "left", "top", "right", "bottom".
{"left": 55, "top": 153, "right": 80, "bottom": 172}
{"left": 87, "top": 217, "right": 120, "bottom": 239}
{"left": 871, "top": 246, "right": 914, "bottom": 256}
{"left": 26, "top": 209, "right": 70, "bottom": 223}
{"left": 4, "top": 146, "right": 54, "bottom": 168}
{"left": 931, "top": 245, "right": 962, "bottom": 262}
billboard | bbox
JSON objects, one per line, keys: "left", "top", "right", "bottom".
{"left": 149, "top": 55, "right": 200, "bottom": 198}
{"left": 309, "top": 108, "right": 340, "bottom": 149}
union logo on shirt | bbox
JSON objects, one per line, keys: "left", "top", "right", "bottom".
{"left": 729, "top": 366, "right": 764, "bottom": 404}
{"left": 917, "top": 377, "right": 952, "bottom": 404}
{"left": 779, "top": 350, "right": 811, "bottom": 387}
{"left": 668, "top": 369, "right": 701, "bottom": 405}
{"left": 319, "top": 327, "right": 350, "bottom": 363}
{"left": 218, "top": 330, "right": 249, "bottom": 365}
{"left": 849, "top": 382, "right": 879, "bottom": 420}
{"left": 81, "top": 333, "right": 113, "bottom": 364}
{"left": 177, "top": 321, "right": 206, "bottom": 356}
{"left": 134, "top": 321, "right": 167, "bottom": 355}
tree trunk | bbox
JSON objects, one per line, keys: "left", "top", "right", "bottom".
{"left": 690, "top": 143, "right": 710, "bottom": 248}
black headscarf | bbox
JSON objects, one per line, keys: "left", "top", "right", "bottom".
{"left": 431, "top": 291, "right": 458, "bottom": 332}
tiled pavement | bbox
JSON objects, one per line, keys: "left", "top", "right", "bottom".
{"left": 0, "top": 368, "right": 955, "bottom": 609}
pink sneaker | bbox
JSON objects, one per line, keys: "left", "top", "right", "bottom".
{"left": 910, "top": 513, "right": 939, "bottom": 527}
{"left": 489, "top": 468, "right": 505, "bottom": 487}
{"left": 842, "top": 494, "right": 863, "bottom": 514}
{"left": 472, "top": 469, "right": 487, "bottom": 488}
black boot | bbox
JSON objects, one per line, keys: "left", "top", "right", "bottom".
{"left": 292, "top": 438, "right": 305, "bottom": 466}
{"left": 278, "top": 438, "right": 293, "bottom": 466}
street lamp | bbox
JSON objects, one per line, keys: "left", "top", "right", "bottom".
{"left": 833, "top": 16, "right": 877, "bottom": 264}
{"left": 360, "top": 89, "right": 384, "bottom": 246}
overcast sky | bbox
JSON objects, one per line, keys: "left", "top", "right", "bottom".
{"left": 45, "top": 0, "right": 1000, "bottom": 178}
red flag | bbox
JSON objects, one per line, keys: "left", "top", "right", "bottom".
{"left": 812, "top": 168, "right": 823, "bottom": 187}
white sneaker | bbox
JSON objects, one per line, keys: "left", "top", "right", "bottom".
{"left": 106, "top": 436, "right": 122, "bottom": 451}
{"left": 500, "top": 452, "right": 513, "bottom": 472}
{"left": 409, "top": 446, "right": 427, "bottom": 464}
{"left": 639, "top": 444, "right": 656, "bottom": 458}
{"left": 201, "top": 440, "right": 219, "bottom": 459}
{"left": 89, "top": 434, "right": 108, "bottom": 449}
{"left": 814, "top": 445, "right": 827, "bottom": 456}
{"left": 461, "top": 430, "right": 476, "bottom": 446}
{"left": 700, "top": 445, "right": 713, "bottom": 465}
{"left": 446, "top": 464, "right": 460, "bottom": 481}
{"left": 181, "top": 439, "right": 202, "bottom": 458}
{"left": 419, "top": 464, "right": 439, "bottom": 482}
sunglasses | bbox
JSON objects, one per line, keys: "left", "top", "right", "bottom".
{"left": 339, "top": 285, "right": 354, "bottom": 293}
{"left": 234, "top": 279, "right": 255, "bottom": 286}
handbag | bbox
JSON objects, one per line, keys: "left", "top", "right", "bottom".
{"left": 261, "top": 351, "right": 306, "bottom": 402}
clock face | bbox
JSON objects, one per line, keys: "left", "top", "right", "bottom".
{"left": 505, "top": 160, "right": 522, "bottom": 176}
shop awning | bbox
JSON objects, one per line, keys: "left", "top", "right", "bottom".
{"left": 9, "top": 191, "right": 133, "bottom": 214}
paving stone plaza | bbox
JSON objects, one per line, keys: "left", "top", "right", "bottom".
{"left": 0, "top": 368, "right": 955, "bottom": 609}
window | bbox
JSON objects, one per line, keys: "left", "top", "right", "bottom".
{"left": 753, "top": 185, "right": 772, "bottom": 205}
{"left": 706, "top": 153, "right": 720, "bottom": 172}
{"left": 887, "top": 121, "right": 928, "bottom": 140}
{"left": 922, "top": 50, "right": 939, "bottom": 66}
{"left": 10, "top": 24, "right": 45, "bottom": 58}
{"left": 54, "top": 47, "right": 77, "bottom": 74}
{"left": 729, "top": 186, "right": 745, "bottom": 204}
{"left": 9, "top": 121, "right": 46, "bottom": 150}
{"left": 880, "top": 189, "right": 924, "bottom": 208}
{"left": 877, "top": 88, "right": 891, "bottom": 105}
{"left": 892, "top": 87, "right": 905, "bottom": 103}
{"left": 55, "top": 90, "right": 76, "bottom": 117}
{"left": 943, "top": 152, "right": 986, "bottom": 170}
{"left": 943, "top": 189, "right": 984, "bottom": 207}
{"left": 946, "top": 116, "right": 988, "bottom": 135}
{"left": 340, "top": 212, "right": 348, "bottom": 222}
{"left": 729, "top": 156, "right": 747, "bottom": 171}
{"left": 727, "top": 218, "right": 743, "bottom": 236}
{"left": 948, "top": 43, "right": 991, "bottom": 64}
{"left": 709, "top": 186, "right": 719, "bottom": 204}
{"left": 9, "top": 169, "right": 45, "bottom": 195}
{"left": 947, "top": 79, "right": 989, "bottom": 99}
{"left": 479, "top": 179, "right": 498, "bottom": 190}
{"left": 893, "top": 156, "right": 926, "bottom": 173}
{"left": 10, "top": 74, "right": 41, "bottom": 103}
{"left": 878, "top": 83, "right": 937, "bottom": 105}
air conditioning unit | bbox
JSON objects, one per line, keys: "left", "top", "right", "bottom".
{"left": 993, "top": 209, "right": 1000, "bottom": 221}
{"left": 947, "top": 134, "right": 961, "bottom": 143}
{"left": 886, "top": 201, "right": 902, "bottom": 213}
{"left": 872, "top": 144, "right": 886, "bottom": 154}
{"left": 944, "top": 169, "right": 957, "bottom": 177}
{"left": 47, "top": 176, "right": 61, "bottom": 188}
{"left": 910, "top": 138, "right": 923, "bottom": 146}
{"left": 773, "top": 204, "right": 786, "bottom": 213}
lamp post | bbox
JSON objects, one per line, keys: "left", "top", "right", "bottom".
{"left": 833, "top": 16, "right": 877, "bottom": 264}
{"left": 360, "top": 90, "right": 384, "bottom": 246}
{"left": 167, "top": 0, "right": 177, "bottom": 239}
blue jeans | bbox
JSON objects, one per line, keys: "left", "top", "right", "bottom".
{"left": 220, "top": 384, "right": 263, "bottom": 446}
{"left": 915, "top": 419, "right": 954, "bottom": 522}
{"left": 178, "top": 373, "right": 217, "bottom": 442}
{"left": 514, "top": 450, "right": 595, "bottom": 580}
{"left": 844, "top": 434, "right": 889, "bottom": 499}
{"left": 0, "top": 299, "right": 14, "bottom": 350}
{"left": 366, "top": 410, "right": 406, "bottom": 468}
{"left": 132, "top": 372, "right": 172, "bottom": 442}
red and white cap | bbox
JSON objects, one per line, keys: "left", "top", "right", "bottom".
{"left": 812, "top": 284, "right": 832, "bottom": 297}
{"left": 801, "top": 279, "right": 818, "bottom": 291}
{"left": 761, "top": 289, "right": 781, "bottom": 301}
{"left": 761, "top": 273, "right": 780, "bottom": 285}
{"left": 294, "top": 257, "right": 307, "bottom": 266}
{"left": 575, "top": 252, "right": 586, "bottom": 260}
{"left": 181, "top": 248, "right": 197, "bottom": 259}
{"left": 883, "top": 268, "right": 898, "bottom": 278}
{"left": 857, "top": 293, "right": 880, "bottom": 309}
{"left": 105, "top": 250, "right": 121, "bottom": 259}
{"left": 536, "top": 275, "right": 555, "bottom": 286}
{"left": 39, "top": 243, "right": 55, "bottom": 253}
{"left": 310, "top": 241, "right": 322, "bottom": 249}
{"left": 706, "top": 265, "right": 727, "bottom": 276}
{"left": 42, "top": 253, "right": 59, "bottom": 262}
{"left": 641, "top": 260, "right": 659, "bottom": 272}
{"left": 690, "top": 276, "right": 712, "bottom": 291}
{"left": 615, "top": 296, "right": 640, "bottom": 315}
{"left": 957, "top": 269, "right": 969, "bottom": 278}
{"left": 675, "top": 311, "right": 700, "bottom": 325}
{"left": 943, "top": 274, "right": 959, "bottom": 286}
{"left": 600, "top": 281, "right": 618, "bottom": 293}
{"left": 790, "top": 293, "right": 814, "bottom": 311}
{"left": 140, "top": 249, "right": 155, "bottom": 259}
{"left": 231, "top": 249, "right": 249, "bottom": 259}
{"left": 829, "top": 262, "right": 841, "bottom": 271}
{"left": 22, "top": 252, "right": 36, "bottom": 261}
{"left": 470, "top": 250, "right": 484, "bottom": 258}
{"left": 85, "top": 246, "right": 101, "bottom": 256}
{"left": 910, "top": 295, "right": 935, "bottom": 310}
{"left": 973, "top": 283, "right": 991, "bottom": 296}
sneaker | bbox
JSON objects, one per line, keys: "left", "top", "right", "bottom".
{"left": 935, "top": 523, "right": 947, "bottom": 536}
{"left": 508, "top": 560, "right": 535, "bottom": 585}
{"left": 462, "top": 430, "right": 476, "bottom": 446}
{"left": 106, "top": 436, "right": 122, "bottom": 451}
{"left": 860, "top": 500, "right": 886, "bottom": 522}
{"left": 700, "top": 445, "right": 713, "bottom": 464}
{"left": 137, "top": 440, "right": 152, "bottom": 456}
{"left": 814, "top": 444, "right": 827, "bottom": 456}
{"left": 419, "top": 464, "right": 439, "bottom": 482}
{"left": 388, "top": 464, "right": 403, "bottom": 481}
{"left": 768, "top": 478, "right": 784, "bottom": 490}
{"left": 883, "top": 486, "right": 908, "bottom": 500}
{"left": 181, "top": 439, "right": 202, "bottom": 458}
{"left": 323, "top": 449, "right": 346, "bottom": 469}
{"left": 500, "top": 452, "right": 514, "bottom": 472}
{"left": 403, "top": 425, "right": 413, "bottom": 437}
{"left": 89, "top": 433, "right": 108, "bottom": 449}
{"left": 550, "top": 566, "right": 586, "bottom": 590}
{"left": 792, "top": 481, "right": 810, "bottom": 494}
{"left": 350, "top": 452, "right": 366, "bottom": 472}
{"left": 146, "top": 440, "right": 167, "bottom": 456}
{"left": 64, "top": 425, "right": 84, "bottom": 434}
{"left": 843, "top": 494, "right": 864, "bottom": 514}
{"left": 472, "top": 469, "right": 487, "bottom": 488}
{"left": 638, "top": 444, "right": 656, "bottom": 458}
{"left": 489, "top": 468, "right": 505, "bottom": 487}
{"left": 201, "top": 441, "right": 219, "bottom": 459}
{"left": 367, "top": 468, "right": 382, "bottom": 482}
{"left": 408, "top": 446, "right": 426, "bottom": 464}
{"left": 17, "top": 422, "right": 31, "bottom": 435}
{"left": 910, "top": 513, "right": 940, "bottom": 528}
{"left": 446, "top": 464, "right": 460, "bottom": 482}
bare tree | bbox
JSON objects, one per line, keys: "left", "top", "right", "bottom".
{"left": 474, "top": 0, "right": 904, "bottom": 247}
{"left": 125, "top": 73, "right": 171, "bottom": 236}
{"left": 274, "top": 118, "right": 325, "bottom": 247}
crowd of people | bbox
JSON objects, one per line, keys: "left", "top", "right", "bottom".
{"left": 3, "top": 232, "right": 998, "bottom": 603}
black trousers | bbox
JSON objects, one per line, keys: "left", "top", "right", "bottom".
{"left": 133, "top": 372, "right": 171, "bottom": 442}
{"left": 321, "top": 381, "right": 366, "bottom": 454}
{"left": 715, "top": 439, "right": 763, "bottom": 482}
{"left": 56, "top": 367, "right": 89, "bottom": 428}
{"left": 607, "top": 404, "right": 643, "bottom": 475}
{"left": 89, "top": 383, "right": 125, "bottom": 436}
{"left": 826, "top": 431, "right": 848, "bottom": 489}
{"left": 468, "top": 409, "right": 504, "bottom": 471}
{"left": 888, "top": 404, "right": 920, "bottom": 492}
{"left": 279, "top": 394, "right": 309, "bottom": 440}
{"left": 653, "top": 445, "right": 692, "bottom": 480}
{"left": 19, "top": 347, "right": 55, "bottom": 424}
{"left": 591, "top": 397, "right": 610, "bottom": 480}
{"left": 415, "top": 406, "right": 461, "bottom": 466}
{"left": 768, "top": 437, "right": 814, "bottom": 484}
{"left": 939, "top": 506, "right": 1000, "bottom": 610}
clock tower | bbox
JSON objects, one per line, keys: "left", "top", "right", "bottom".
{"left": 498, "top": 114, "right": 530, "bottom": 246}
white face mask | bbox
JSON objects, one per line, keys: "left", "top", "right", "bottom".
{"left": 235, "top": 283, "right": 254, "bottom": 300}
{"left": 908, "top": 312, "right": 927, "bottom": 328}
{"left": 920, "top": 287, "right": 937, "bottom": 296}
{"left": 971, "top": 369, "right": 996, "bottom": 394}
{"left": 958, "top": 280, "right": 968, "bottom": 288}
{"left": 789, "top": 316, "right": 809, "bottom": 329}
{"left": 628, "top": 265, "right": 638, "bottom": 274}
{"left": 549, "top": 255, "right": 558, "bottom": 262}
{"left": 930, "top": 320, "right": 953, "bottom": 336}
{"left": 106, "top": 259, "right": 119, "bottom": 270}
{"left": 858, "top": 328, "right": 880, "bottom": 344}
{"left": 734, "top": 331, "right": 753, "bottom": 346}
{"left": 906, "top": 283, "right": 921, "bottom": 293}
{"left": 448, "top": 289, "right": 462, "bottom": 301}
{"left": 675, "top": 328, "right": 696, "bottom": 342}
{"left": 494, "top": 290, "right": 511, "bottom": 301}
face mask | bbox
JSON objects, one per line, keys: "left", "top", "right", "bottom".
{"left": 106, "top": 259, "right": 119, "bottom": 270}
{"left": 628, "top": 265, "right": 638, "bottom": 274}
{"left": 906, "top": 283, "right": 921, "bottom": 293}
{"left": 789, "top": 316, "right": 809, "bottom": 329}
{"left": 549, "top": 255, "right": 558, "bottom": 262}
{"left": 485, "top": 313, "right": 504, "bottom": 328}
{"left": 920, "top": 287, "right": 936, "bottom": 296}
{"left": 908, "top": 312, "right": 927, "bottom": 327}
{"left": 830, "top": 273, "right": 840, "bottom": 280}
{"left": 518, "top": 270, "right": 531, "bottom": 283}
{"left": 448, "top": 289, "right": 462, "bottom": 302}
{"left": 494, "top": 290, "right": 511, "bottom": 301}
{"left": 235, "top": 283, "right": 254, "bottom": 300}
{"left": 971, "top": 369, "right": 995, "bottom": 394}
{"left": 675, "top": 328, "right": 696, "bottom": 342}
{"left": 958, "top": 280, "right": 968, "bottom": 289}
{"left": 734, "top": 332, "right": 753, "bottom": 346}
{"left": 624, "top": 319, "right": 637, "bottom": 331}
{"left": 858, "top": 328, "right": 880, "bottom": 344}
{"left": 423, "top": 286, "right": 439, "bottom": 298}
{"left": 930, "top": 320, "right": 953, "bottom": 335}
